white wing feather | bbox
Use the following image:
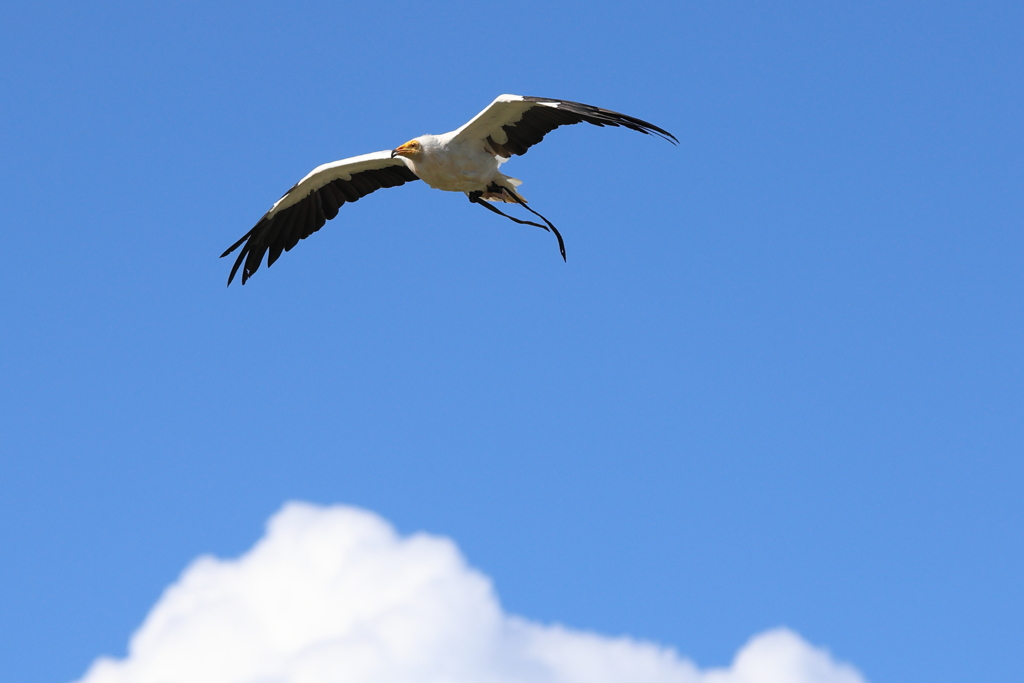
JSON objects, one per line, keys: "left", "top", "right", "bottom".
{"left": 269, "top": 150, "right": 412, "bottom": 216}
{"left": 449, "top": 94, "right": 558, "bottom": 146}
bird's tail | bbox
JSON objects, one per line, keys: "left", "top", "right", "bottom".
{"left": 481, "top": 175, "right": 525, "bottom": 203}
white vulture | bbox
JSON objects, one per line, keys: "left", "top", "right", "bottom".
{"left": 221, "top": 94, "right": 677, "bottom": 285}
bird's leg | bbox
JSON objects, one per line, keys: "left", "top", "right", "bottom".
{"left": 467, "top": 190, "right": 567, "bottom": 261}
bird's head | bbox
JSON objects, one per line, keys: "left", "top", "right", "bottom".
{"left": 391, "top": 139, "right": 423, "bottom": 159}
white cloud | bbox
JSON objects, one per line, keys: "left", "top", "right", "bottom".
{"left": 76, "top": 502, "right": 867, "bottom": 683}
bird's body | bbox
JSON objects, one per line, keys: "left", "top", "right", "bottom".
{"left": 222, "top": 95, "right": 676, "bottom": 285}
{"left": 399, "top": 134, "right": 511, "bottom": 197}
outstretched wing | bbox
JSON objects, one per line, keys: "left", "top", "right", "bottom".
{"left": 449, "top": 94, "right": 677, "bottom": 158}
{"left": 222, "top": 151, "right": 420, "bottom": 285}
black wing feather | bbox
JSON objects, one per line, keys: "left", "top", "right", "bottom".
{"left": 320, "top": 185, "right": 341, "bottom": 220}
{"left": 284, "top": 197, "right": 309, "bottom": 252}
{"left": 221, "top": 165, "right": 420, "bottom": 285}
{"left": 334, "top": 178, "right": 361, "bottom": 202}
{"left": 487, "top": 96, "right": 677, "bottom": 158}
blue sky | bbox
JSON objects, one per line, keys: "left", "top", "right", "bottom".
{"left": 1, "top": 2, "right": 1021, "bottom": 682}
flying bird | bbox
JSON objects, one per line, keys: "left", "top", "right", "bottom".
{"left": 221, "top": 94, "right": 677, "bottom": 285}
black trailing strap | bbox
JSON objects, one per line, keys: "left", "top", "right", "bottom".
{"left": 468, "top": 187, "right": 566, "bottom": 261}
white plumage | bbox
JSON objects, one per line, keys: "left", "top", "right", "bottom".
{"left": 222, "top": 94, "right": 676, "bottom": 285}
{"left": 393, "top": 134, "right": 510, "bottom": 197}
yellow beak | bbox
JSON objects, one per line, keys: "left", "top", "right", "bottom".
{"left": 391, "top": 142, "right": 416, "bottom": 158}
